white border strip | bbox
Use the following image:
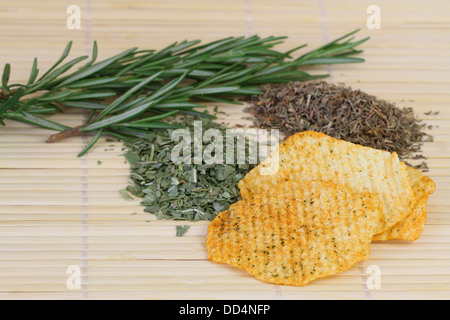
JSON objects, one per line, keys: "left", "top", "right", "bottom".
{"left": 317, "top": 0, "right": 371, "bottom": 299}
{"left": 273, "top": 284, "right": 283, "bottom": 300}
{"left": 80, "top": 145, "right": 89, "bottom": 300}
{"left": 244, "top": 0, "right": 254, "bottom": 36}
{"left": 317, "top": 0, "right": 335, "bottom": 83}
{"left": 359, "top": 260, "right": 372, "bottom": 300}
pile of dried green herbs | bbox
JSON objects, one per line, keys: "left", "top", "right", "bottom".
{"left": 121, "top": 117, "right": 258, "bottom": 221}
{"left": 245, "top": 81, "right": 434, "bottom": 170}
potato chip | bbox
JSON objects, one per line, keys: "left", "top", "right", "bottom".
{"left": 238, "top": 131, "right": 415, "bottom": 235}
{"left": 373, "top": 165, "right": 435, "bottom": 241}
{"left": 206, "top": 180, "right": 383, "bottom": 286}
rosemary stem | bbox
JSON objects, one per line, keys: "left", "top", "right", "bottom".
{"left": 46, "top": 125, "right": 83, "bottom": 143}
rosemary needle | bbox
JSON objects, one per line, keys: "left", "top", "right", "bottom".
{"left": 0, "top": 30, "right": 369, "bottom": 156}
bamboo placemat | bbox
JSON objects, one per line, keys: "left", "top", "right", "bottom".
{"left": 0, "top": 0, "right": 449, "bottom": 300}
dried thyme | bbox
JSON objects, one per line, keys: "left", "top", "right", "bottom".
{"left": 245, "top": 81, "right": 434, "bottom": 170}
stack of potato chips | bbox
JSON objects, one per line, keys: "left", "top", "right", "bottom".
{"left": 206, "top": 131, "right": 435, "bottom": 286}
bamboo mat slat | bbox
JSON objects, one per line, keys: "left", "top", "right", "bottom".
{"left": 0, "top": 0, "right": 449, "bottom": 300}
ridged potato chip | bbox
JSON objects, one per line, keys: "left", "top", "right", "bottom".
{"left": 373, "top": 165, "right": 435, "bottom": 241}
{"left": 206, "top": 180, "right": 383, "bottom": 286}
{"left": 238, "top": 131, "right": 415, "bottom": 235}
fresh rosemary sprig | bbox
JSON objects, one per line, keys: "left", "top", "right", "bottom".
{"left": 0, "top": 30, "right": 369, "bottom": 156}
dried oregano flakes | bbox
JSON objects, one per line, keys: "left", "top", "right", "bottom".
{"left": 121, "top": 117, "right": 258, "bottom": 221}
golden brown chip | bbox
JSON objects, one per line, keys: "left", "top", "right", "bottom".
{"left": 373, "top": 165, "right": 436, "bottom": 241}
{"left": 206, "top": 180, "right": 383, "bottom": 286}
{"left": 238, "top": 131, "right": 415, "bottom": 235}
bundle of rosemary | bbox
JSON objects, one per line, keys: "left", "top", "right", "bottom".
{"left": 0, "top": 30, "right": 369, "bottom": 156}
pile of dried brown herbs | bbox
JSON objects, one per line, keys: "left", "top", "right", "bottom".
{"left": 245, "top": 81, "right": 434, "bottom": 171}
